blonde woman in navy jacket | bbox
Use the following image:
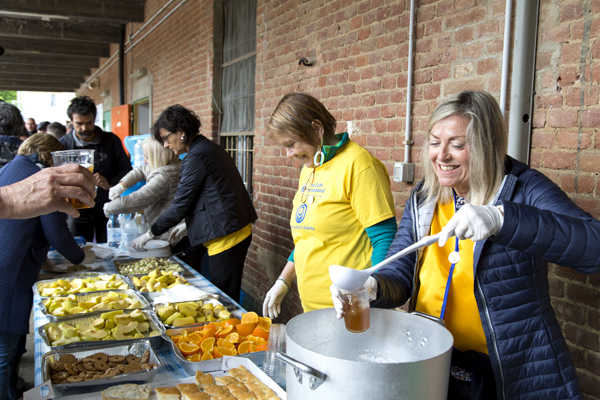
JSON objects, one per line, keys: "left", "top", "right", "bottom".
{"left": 332, "top": 91, "right": 600, "bottom": 400}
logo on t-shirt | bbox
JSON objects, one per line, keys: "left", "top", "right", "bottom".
{"left": 295, "top": 203, "right": 308, "bottom": 223}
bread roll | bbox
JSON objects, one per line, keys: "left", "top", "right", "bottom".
{"left": 101, "top": 383, "right": 151, "bottom": 400}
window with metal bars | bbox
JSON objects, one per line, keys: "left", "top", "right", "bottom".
{"left": 222, "top": 134, "right": 253, "bottom": 190}
{"left": 216, "top": 0, "right": 256, "bottom": 194}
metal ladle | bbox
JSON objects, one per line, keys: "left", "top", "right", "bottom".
{"left": 329, "top": 233, "right": 443, "bottom": 291}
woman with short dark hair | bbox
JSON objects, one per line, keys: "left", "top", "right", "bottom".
{"left": 132, "top": 105, "right": 257, "bottom": 301}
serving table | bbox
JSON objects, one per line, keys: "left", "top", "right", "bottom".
{"left": 31, "top": 251, "right": 286, "bottom": 398}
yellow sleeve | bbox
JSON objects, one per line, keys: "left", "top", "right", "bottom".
{"left": 348, "top": 154, "right": 395, "bottom": 228}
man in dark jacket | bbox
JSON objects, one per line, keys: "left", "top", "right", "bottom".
{"left": 60, "top": 96, "right": 131, "bottom": 242}
{"left": 0, "top": 102, "right": 23, "bottom": 168}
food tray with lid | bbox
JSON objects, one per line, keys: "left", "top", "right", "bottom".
{"left": 42, "top": 340, "right": 161, "bottom": 393}
{"left": 40, "top": 289, "right": 151, "bottom": 322}
{"left": 33, "top": 272, "right": 132, "bottom": 298}
{"left": 38, "top": 308, "right": 164, "bottom": 351}
{"left": 113, "top": 256, "right": 188, "bottom": 276}
{"left": 153, "top": 297, "right": 234, "bottom": 330}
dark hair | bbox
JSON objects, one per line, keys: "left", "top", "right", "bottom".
{"left": 152, "top": 104, "right": 201, "bottom": 145}
{"left": 0, "top": 102, "right": 26, "bottom": 137}
{"left": 47, "top": 122, "right": 67, "bottom": 139}
{"left": 37, "top": 121, "right": 51, "bottom": 131}
{"left": 67, "top": 96, "right": 97, "bottom": 120}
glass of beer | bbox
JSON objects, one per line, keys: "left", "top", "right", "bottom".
{"left": 340, "top": 286, "right": 371, "bottom": 333}
{"left": 51, "top": 149, "right": 95, "bottom": 209}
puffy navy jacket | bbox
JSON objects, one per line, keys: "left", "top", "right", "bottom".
{"left": 151, "top": 135, "right": 257, "bottom": 245}
{"left": 374, "top": 156, "right": 600, "bottom": 400}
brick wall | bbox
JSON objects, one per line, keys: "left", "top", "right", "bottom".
{"left": 77, "top": 0, "right": 600, "bottom": 397}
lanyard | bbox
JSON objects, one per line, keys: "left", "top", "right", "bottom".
{"left": 439, "top": 191, "right": 461, "bottom": 321}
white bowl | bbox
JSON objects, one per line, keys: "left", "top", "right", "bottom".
{"left": 126, "top": 240, "right": 171, "bottom": 258}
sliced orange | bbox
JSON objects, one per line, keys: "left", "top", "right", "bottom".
{"left": 218, "top": 345, "right": 237, "bottom": 356}
{"left": 200, "top": 337, "right": 215, "bottom": 353}
{"left": 188, "top": 331, "right": 205, "bottom": 344}
{"left": 251, "top": 326, "right": 269, "bottom": 341}
{"left": 224, "top": 317, "right": 241, "bottom": 326}
{"left": 171, "top": 334, "right": 184, "bottom": 344}
{"left": 188, "top": 352, "right": 203, "bottom": 362}
{"left": 245, "top": 335, "right": 267, "bottom": 345}
{"left": 241, "top": 311, "right": 259, "bottom": 325}
{"left": 200, "top": 323, "right": 217, "bottom": 337}
{"left": 258, "top": 316, "right": 272, "bottom": 331}
{"left": 178, "top": 341, "right": 200, "bottom": 356}
{"left": 225, "top": 332, "right": 240, "bottom": 344}
{"left": 235, "top": 322, "right": 256, "bottom": 337}
{"left": 213, "top": 347, "right": 223, "bottom": 358}
{"left": 254, "top": 343, "right": 268, "bottom": 352}
{"left": 237, "top": 340, "right": 254, "bottom": 354}
{"left": 201, "top": 351, "right": 213, "bottom": 360}
{"left": 216, "top": 324, "right": 233, "bottom": 338}
{"left": 217, "top": 338, "right": 235, "bottom": 348}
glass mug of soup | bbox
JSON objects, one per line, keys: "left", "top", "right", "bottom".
{"left": 339, "top": 286, "right": 371, "bottom": 333}
{"left": 51, "top": 149, "right": 95, "bottom": 209}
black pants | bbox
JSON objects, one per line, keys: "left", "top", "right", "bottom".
{"left": 72, "top": 205, "right": 107, "bottom": 243}
{"left": 171, "top": 237, "right": 207, "bottom": 273}
{"left": 448, "top": 348, "right": 497, "bottom": 400}
{"left": 199, "top": 235, "right": 251, "bottom": 303}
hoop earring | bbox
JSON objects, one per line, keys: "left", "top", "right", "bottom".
{"left": 313, "top": 148, "right": 324, "bottom": 166}
{"left": 180, "top": 136, "right": 185, "bottom": 141}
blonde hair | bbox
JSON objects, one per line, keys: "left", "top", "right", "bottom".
{"left": 17, "top": 133, "right": 64, "bottom": 167}
{"left": 142, "top": 137, "right": 178, "bottom": 170}
{"left": 421, "top": 91, "right": 507, "bottom": 205}
{"left": 268, "top": 93, "right": 337, "bottom": 146}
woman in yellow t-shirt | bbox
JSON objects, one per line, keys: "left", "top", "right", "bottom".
{"left": 331, "top": 91, "right": 600, "bottom": 400}
{"left": 262, "top": 93, "right": 397, "bottom": 317}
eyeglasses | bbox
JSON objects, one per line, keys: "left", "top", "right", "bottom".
{"left": 159, "top": 131, "right": 176, "bottom": 143}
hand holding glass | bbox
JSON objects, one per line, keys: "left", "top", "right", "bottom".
{"left": 51, "top": 149, "right": 95, "bottom": 209}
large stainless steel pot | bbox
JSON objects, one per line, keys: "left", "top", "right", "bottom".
{"left": 278, "top": 308, "right": 453, "bottom": 400}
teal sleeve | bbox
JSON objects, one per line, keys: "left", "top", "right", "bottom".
{"left": 288, "top": 249, "right": 294, "bottom": 263}
{"left": 365, "top": 217, "right": 397, "bottom": 265}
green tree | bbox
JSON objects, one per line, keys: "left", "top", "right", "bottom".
{"left": 0, "top": 90, "right": 17, "bottom": 102}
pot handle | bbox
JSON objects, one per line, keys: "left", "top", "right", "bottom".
{"left": 275, "top": 352, "right": 327, "bottom": 390}
{"left": 410, "top": 311, "right": 446, "bottom": 326}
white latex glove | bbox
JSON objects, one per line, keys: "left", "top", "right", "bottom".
{"left": 131, "top": 231, "right": 154, "bottom": 251}
{"left": 81, "top": 245, "right": 96, "bottom": 264}
{"left": 330, "top": 276, "right": 378, "bottom": 320}
{"left": 262, "top": 279, "right": 289, "bottom": 319}
{"left": 108, "top": 183, "right": 126, "bottom": 200}
{"left": 168, "top": 222, "right": 187, "bottom": 245}
{"left": 102, "top": 202, "right": 115, "bottom": 218}
{"left": 438, "top": 204, "right": 504, "bottom": 247}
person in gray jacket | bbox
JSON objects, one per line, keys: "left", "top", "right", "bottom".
{"left": 332, "top": 91, "right": 600, "bottom": 400}
{"left": 103, "top": 137, "right": 186, "bottom": 245}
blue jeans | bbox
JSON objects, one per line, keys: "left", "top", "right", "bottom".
{"left": 0, "top": 333, "right": 25, "bottom": 400}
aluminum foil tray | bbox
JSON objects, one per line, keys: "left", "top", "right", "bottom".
{"left": 153, "top": 297, "right": 233, "bottom": 330}
{"left": 129, "top": 271, "right": 189, "bottom": 294}
{"left": 34, "top": 272, "right": 132, "bottom": 298}
{"left": 42, "top": 340, "right": 161, "bottom": 392}
{"left": 40, "top": 289, "right": 150, "bottom": 321}
{"left": 113, "top": 256, "right": 185, "bottom": 276}
{"left": 39, "top": 309, "right": 164, "bottom": 351}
